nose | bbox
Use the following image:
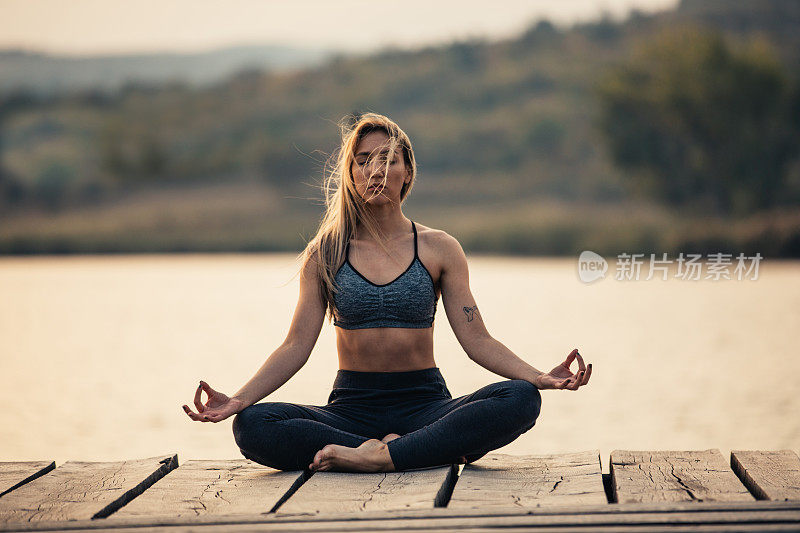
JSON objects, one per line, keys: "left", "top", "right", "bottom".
{"left": 365, "top": 160, "right": 384, "bottom": 179}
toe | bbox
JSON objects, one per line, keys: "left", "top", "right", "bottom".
{"left": 381, "top": 433, "right": 401, "bottom": 443}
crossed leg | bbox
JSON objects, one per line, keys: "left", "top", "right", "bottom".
{"left": 233, "top": 379, "right": 541, "bottom": 473}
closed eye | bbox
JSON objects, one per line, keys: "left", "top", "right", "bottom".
{"left": 357, "top": 157, "right": 396, "bottom": 166}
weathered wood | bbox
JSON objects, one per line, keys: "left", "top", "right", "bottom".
{"left": 7, "top": 523, "right": 800, "bottom": 533}
{"left": 276, "top": 465, "right": 457, "bottom": 514}
{"left": 611, "top": 450, "right": 754, "bottom": 503}
{"left": 0, "top": 462, "right": 55, "bottom": 498}
{"left": 731, "top": 450, "right": 800, "bottom": 501}
{"left": 3, "top": 451, "right": 799, "bottom": 530}
{"left": 2, "top": 502, "right": 800, "bottom": 532}
{"left": 72, "top": 524, "right": 797, "bottom": 533}
{"left": 111, "top": 460, "right": 302, "bottom": 518}
{"left": 0, "top": 455, "right": 177, "bottom": 523}
{"left": 448, "top": 451, "right": 607, "bottom": 509}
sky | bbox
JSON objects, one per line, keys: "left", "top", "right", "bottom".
{"left": 0, "top": 0, "right": 680, "bottom": 56}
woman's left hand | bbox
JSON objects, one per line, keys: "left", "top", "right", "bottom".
{"left": 534, "top": 349, "right": 592, "bottom": 390}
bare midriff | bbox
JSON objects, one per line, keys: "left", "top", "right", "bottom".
{"left": 335, "top": 326, "right": 436, "bottom": 371}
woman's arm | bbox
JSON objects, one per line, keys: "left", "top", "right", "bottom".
{"left": 232, "top": 252, "right": 327, "bottom": 407}
{"left": 438, "top": 233, "right": 589, "bottom": 390}
{"left": 231, "top": 341, "right": 315, "bottom": 408}
{"left": 183, "top": 252, "right": 327, "bottom": 421}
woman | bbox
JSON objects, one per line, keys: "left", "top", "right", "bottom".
{"left": 182, "top": 113, "right": 591, "bottom": 473}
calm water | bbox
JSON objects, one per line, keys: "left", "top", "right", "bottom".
{"left": 1, "top": 254, "right": 798, "bottom": 473}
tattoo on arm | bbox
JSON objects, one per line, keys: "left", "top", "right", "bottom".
{"left": 463, "top": 305, "right": 478, "bottom": 322}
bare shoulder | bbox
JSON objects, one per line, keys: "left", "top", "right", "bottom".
{"left": 415, "top": 222, "right": 457, "bottom": 251}
{"left": 299, "top": 248, "right": 324, "bottom": 282}
{"left": 414, "top": 223, "right": 465, "bottom": 277}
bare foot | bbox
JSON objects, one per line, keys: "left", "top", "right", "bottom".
{"left": 309, "top": 439, "right": 395, "bottom": 473}
{"left": 381, "top": 433, "right": 401, "bottom": 443}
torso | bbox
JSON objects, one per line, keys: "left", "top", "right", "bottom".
{"left": 335, "top": 221, "right": 445, "bottom": 372}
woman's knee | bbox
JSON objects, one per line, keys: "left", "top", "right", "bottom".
{"left": 232, "top": 404, "right": 300, "bottom": 470}
{"left": 504, "top": 379, "right": 542, "bottom": 424}
{"left": 231, "top": 405, "right": 257, "bottom": 449}
{"left": 231, "top": 403, "right": 282, "bottom": 449}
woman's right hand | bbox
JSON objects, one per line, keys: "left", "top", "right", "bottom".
{"left": 182, "top": 381, "right": 245, "bottom": 423}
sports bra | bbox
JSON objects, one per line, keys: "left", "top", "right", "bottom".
{"left": 333, "top": 220, "right": 439, "bottom": 329}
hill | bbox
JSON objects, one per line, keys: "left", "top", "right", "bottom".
{"left": 0, "top": 45, "right": 333, "bottom": 95}
{"left": 1, "top": 0, "right": 798, "bottom": 256}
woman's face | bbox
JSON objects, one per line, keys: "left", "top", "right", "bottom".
{"left": 350, "top": 130, "right": 410, "bottom": 205}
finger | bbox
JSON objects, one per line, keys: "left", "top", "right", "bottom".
{"left": 194, "top": 383, "right": 205, "bottom": 413}
{"left": 559, "top": 378, "right": 571, "bottom": 389}
{"left": 182, "top": 404, "right": 204, "bottom": 421}
{"left": 570, "top": 371, "right": 585, "bottom": 390}
{"left": 200, "top": 380, "right": 217, "bottom": 398}
{"left": 581, "top": 363, "right": 592, "bottom": 385}
{"left": 575, "top": 351, "right": 586, "bottom": 373}
{"left": 562, "top": 348, "right": 578, "bottom": 370}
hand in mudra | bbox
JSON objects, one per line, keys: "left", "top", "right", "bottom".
{"left": 534, "top": 349, "right": 592, "bottom": 390}
{"left": 182, "top": 381, "right": 245, "bottom": 423}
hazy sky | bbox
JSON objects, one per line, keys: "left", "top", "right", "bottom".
{"left": 1, "top": 0, "right": 679, "bottom": 56}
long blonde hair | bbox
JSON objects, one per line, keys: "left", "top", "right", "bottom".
{"left": 295, "top": 112, "right": 418, "bottom": 323}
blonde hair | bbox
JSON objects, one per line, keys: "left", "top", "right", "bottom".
{"left": 295, "top": 112, "right": 418, "bottom": 323}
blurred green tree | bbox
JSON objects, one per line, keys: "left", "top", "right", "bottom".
{"left": 597, "top": 25, "right": 800, "bottom": 214}
{"left": 35, "top": 160, "right": 74, "bottom": 211}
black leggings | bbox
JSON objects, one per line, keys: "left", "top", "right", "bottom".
{"left": 232, "top": 367, "right": 541, "bottom": 471}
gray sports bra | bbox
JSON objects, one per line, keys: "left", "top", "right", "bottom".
{"left": 333, "top": 221, "right": 438, "bottom": 329}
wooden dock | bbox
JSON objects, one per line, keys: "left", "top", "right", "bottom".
{"left": 1, "top": 449, "right": 799, "bottom": 531}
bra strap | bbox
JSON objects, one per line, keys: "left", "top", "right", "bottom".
{"left": 412, "top": 220, "right": 418, "bottom": 258}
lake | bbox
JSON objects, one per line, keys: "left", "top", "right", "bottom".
{"left": 1, "top": 254, "right": 798, "bottom": 473}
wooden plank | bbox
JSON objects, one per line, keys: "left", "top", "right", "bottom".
{"left": 0, "top": 454, "right": 177, "bottom": 523}
{"left": 276, "top": 465, "right": 457, "bottom": 514}
{"left": 611, "top": 450, "right": 754, "bottom": 503}
{"left": 0, "top": 462, "right": 55, "bottom": 498}
{"left": 111, "top": 460, "right": 303, "bottom": 518}
{"left": 731, "top": 450, "right": 800, "bottom": 501}
{"left": 7, "top": 523, "right": 800, "bottom": 533}
{"left": 10, "top": 500, "right": 797, "bottom": 529}
{"left": 86, "top": 522, "right": 800, "bottom": 533}
{"left": 2, "top": 503, "right": 800, "bottom": 532}
{"left": 448, "top": 451, "right": 607, "bottom": 509}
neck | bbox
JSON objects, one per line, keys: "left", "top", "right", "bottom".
{"left": 358, "top": 205, "right": 410, "bottom": 240}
